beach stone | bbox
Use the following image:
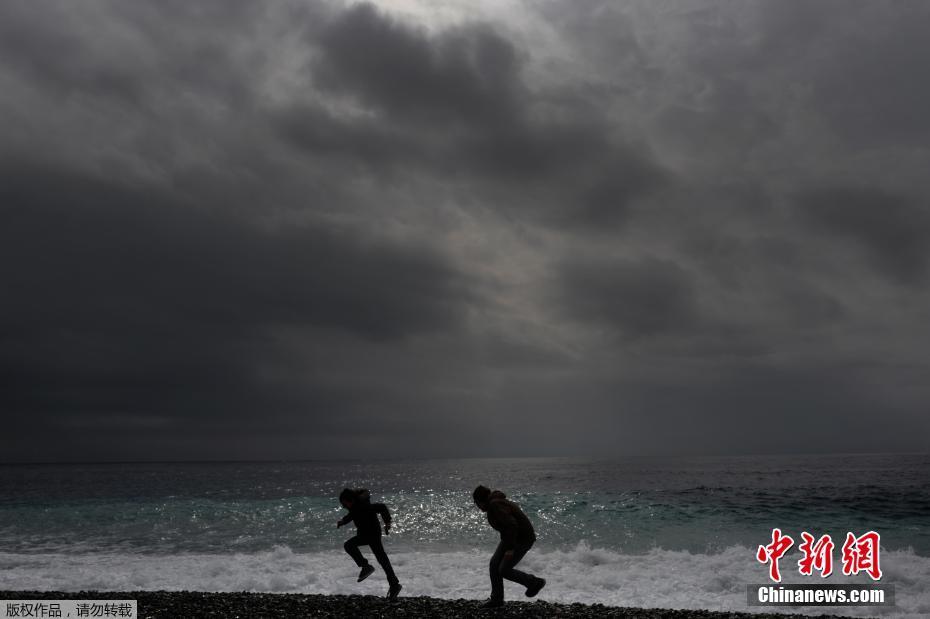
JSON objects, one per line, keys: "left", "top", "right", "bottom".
{"left": 0, "top": 590, "right": 849, "bottom": 618}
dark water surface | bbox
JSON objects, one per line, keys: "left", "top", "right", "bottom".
{"left": 1, "top": 454, "right": 927, "bottom": 555}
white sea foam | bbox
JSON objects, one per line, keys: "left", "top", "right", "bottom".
{"left": 1, "top": 544, "right": 927, "bottom": 617}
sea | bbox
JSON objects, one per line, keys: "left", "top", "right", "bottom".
{"left": 1, "top": 454, "right": 928, "bottom": 616}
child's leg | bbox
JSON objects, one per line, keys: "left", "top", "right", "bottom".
{"left": 368, "top": 537, "right": 399, "bottom": 585}
{"left": 343, "top": 535, "right": 369, "bottom": 567}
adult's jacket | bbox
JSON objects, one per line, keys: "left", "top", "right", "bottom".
{"left": 485, "top": 490, "right": 536, "bottom": 551}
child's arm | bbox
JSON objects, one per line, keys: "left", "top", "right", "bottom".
{"left": 373, "top": 502, "right": 392, "bottom": 533}
{"left": 336, "top": 512, "right": 353, "bottom": 528}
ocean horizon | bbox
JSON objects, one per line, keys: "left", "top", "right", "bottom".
{"left": 2, "top": 453, "right": 927, "bottom": 616}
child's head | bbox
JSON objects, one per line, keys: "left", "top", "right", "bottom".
{"left": 339, "top": 487, "right": 355, "bottom": 509}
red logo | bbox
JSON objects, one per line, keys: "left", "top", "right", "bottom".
{"left": 798, "top": 532, "right": 834, "bottom": 577}
{"left": 841, "top": 531, "right": 882, "bottom": 581}
{"left": 757, "top": 529, "right": 882, "bottom": 582}
{"left": 756, "top": 528, "right": 794, "bottom": 582}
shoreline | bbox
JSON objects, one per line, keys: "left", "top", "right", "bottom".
{"left": 0, "top": 591, "right": 851, "bottom": 618}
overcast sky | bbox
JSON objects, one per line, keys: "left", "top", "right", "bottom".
{"left": 2, "top": 0, "right": 929, "bottom": 462}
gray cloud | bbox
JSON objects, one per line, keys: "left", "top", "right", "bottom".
{"left": 285, "top": 2, "right": 669, "bottom": 224}
{"left": 0, "top": 160, "right": 476, "bottom": 459}
{"left": 795, "top": 186, "right": 930, "bottom": 284}
{"left": 312, "top": 4, "right": 522, "bottom": 127}
{"left": 759, "top": 2, "right": 930, "bottom": 147}
{"left": 1, "top": 0, "right": 929, "bottom": 460}
{"left": 557, "top": 257, "right": 701, "bottom": 337}
{"left": 1, "top": 163, "right": 471, "bottom": 340}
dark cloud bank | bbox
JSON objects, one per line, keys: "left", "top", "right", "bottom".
{"left": 1, "top": 1, "right": 928, "bottom": 461}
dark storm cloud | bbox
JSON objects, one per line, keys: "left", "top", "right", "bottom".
{"left": 276, "top": 103, "right": 426, "bottom": 171}
{"left": 0, "top": 1, "right": 270, "bottom": 106}
{"left": 312, "top": 4, "right": 522, "bottom": 127}
{"left": 557, "top": 257, "right": 700, "bottom": 337}
{"left": 282, "top": 2, "right": 669, "bottom": 225}
{"left": 0, "top": 161, "right": 475, "bottom": 459}
{"left": 587, "top": 360, "right": 920, "bottom": 456}
{"left": 0, "top": 163, "right": 469, "bottom": 339}
{"left": 1, "top": 0, "right": 929, "bottom": 460}
{"left": 756, "top": 1, "right": 930, "bottom": 147}
{"left": 796, "top": 186, "right": 930, "bottom": 284}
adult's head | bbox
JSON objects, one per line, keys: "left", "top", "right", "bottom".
{"left": 473, "top": 485, "right": 492, "bottom": 511}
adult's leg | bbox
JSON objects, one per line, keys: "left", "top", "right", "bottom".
{"left": 368, "top": 537, "right": 399, "bottom": 586}
{"left": 343, "top": 535, "right": 369, "bottom": 567}
{"left": 499, "top": 540, "right": 537, "bottom": 588}
{"left": 488, "top": 542, "right": 506, "bottom": 601}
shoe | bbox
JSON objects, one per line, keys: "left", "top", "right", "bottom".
{"left": 388, "top": 583, "right": 402, "bottom": 599}
{"left": 357, "top": 565, "right": 375, "bottom": 582}
{"left": 525, "top": 577, "right": 546, "bottom": 597}
{"left": 480, "top": 598, "right": 504, "bottom": 608}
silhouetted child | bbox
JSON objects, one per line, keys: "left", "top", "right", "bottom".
{"left": 473, "top": 485, "right": 545, "bottom": 607}
{"left": 337, "top": 487, "right": 402, "bottom": 599}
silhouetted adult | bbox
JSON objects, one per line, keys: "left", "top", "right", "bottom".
{"left": 473, "top": 485, "right": 545, "bottom": 607}
{"left": 337, "top": 488, "right": 402, "bottom": 599}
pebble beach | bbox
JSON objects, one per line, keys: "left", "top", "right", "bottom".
{"left": 1, "top": 591, "right": 849, "bottom": 618}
